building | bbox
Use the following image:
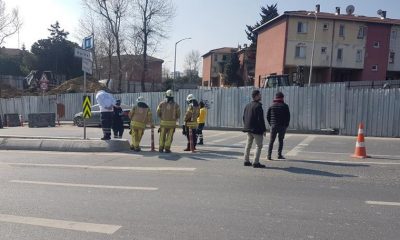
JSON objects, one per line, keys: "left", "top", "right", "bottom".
{"left": 97, "top": 54, "right": 164, "bottom": 92}
{"left": 253, "top": 6, "right": 400, "bottom": 87}
{"left": 201, "top": 47, "right": 237, "bottom": 87}
{"left": 238, "top": 45, "right": 256, "bottom": 86}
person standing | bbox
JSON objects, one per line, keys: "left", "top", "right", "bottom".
{"left": 157, "top": 90, "right": 180, "bottom": 153}
{"left": 197, "top": 101, "right": 207, "bottom": 145}
{"left": 183, "top": 94, "right": 200, "bottom": 151}
{"left": 243, "top": 90, "right": 267, "bottom": 168}
{"left": 267, "top": 91, "right": 290, "bottom": 160}
{"left": 129, "top": 96, "right": 153, "bottom": 151}
{"left": 96, "top": 90, "right": 116, "bottom": 140}
{"left": 112, "top": 99, "right": 124, "bottom": 138}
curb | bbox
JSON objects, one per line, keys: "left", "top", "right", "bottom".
{"left": 0, "top": 137, "right": 130, "bottom": 152}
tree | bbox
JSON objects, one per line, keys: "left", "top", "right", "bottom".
{"left": 183, "top": 50, "right": 201, "bottom": 83}
{"left": 131, "top": 0, "right": 175, "bottom": 92}
{"left": 224, "top": 51, "right": 241, "bottom": 86}
{"left": 245, "top": 3, "right": 278, "bottom": 47}
{"left": 0, "top": 0, "right": 22, "bottom": 46}
{"left": 31, "top": 22, "right": 81, "bottom": 80}
{"left": 84, "top": 0, "right": 129, "bottom": 92}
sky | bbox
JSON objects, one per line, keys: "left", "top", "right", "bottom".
{"left": 3, "top": 0, "right": 400, "bottom": 75}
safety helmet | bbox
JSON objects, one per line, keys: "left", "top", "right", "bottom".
{"left": 136, "top": 96, "right": 145, "bottom": 103}
{"left": 166, "top": 89, "right": 173, "bottom": 98}
{"left": 186, "top": 94, "right": 195, "bottom": 102}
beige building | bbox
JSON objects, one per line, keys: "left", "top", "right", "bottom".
{"left": 201, "top": 47, "right": 237, "bottom": 87}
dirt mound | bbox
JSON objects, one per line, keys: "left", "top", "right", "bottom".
{"left": 47, "top": 76, "right": 110, "bottom": 95}
{"left": 0, "top": 84, "right": 26, "bottom": 98}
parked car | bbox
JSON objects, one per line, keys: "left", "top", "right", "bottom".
{"left": 73, "top": 104, "right": 131, "bottom": 127}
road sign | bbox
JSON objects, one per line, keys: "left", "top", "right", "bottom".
{"left": 83, "top": 36, "right": 93, "bottom": 50}
{"left": 74, "top": 48, "right": 93, "bottom": 61}
{"left": 40, "top": 82, "right": 48, "bottom": 91}
{"left": 83, "top": 96, "right": 91, "bottom": 119}
{"left": 82, "top": 58, "right": 93, "bottom": 75}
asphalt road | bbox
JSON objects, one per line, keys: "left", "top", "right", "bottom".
{"left": 0, "top": 125, "right": 399, "bottom": 239}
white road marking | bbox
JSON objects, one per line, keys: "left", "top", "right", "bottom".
{"left": 365, "top": 201, "right": 400, "bottom": 206}
{"left": 297, "top": 151, "right": 400, "bottom": 159}
{"left": 0, "top": 214, "right": 121, "bottom": 234}
{"left": 289, "top": 159, "right": 400, "bottom": 165}
{"left": 10, "top": 180, "right": 158, "bottom": 191}
{"left": 286, "top": 136, "right": 316, "bottom": 156}
{"left": 1, "top": 163, "right": 196, "bottom": 171}
{"left": 205, "top": 132, "right": 233, "bottom": 138}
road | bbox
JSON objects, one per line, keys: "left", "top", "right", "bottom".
{"left": 0, "top": 125, "right": 399, "bottom": 239}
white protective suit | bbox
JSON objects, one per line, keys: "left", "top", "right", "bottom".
{"left": 95, "top": 90, "right": 115, "bottom": 112}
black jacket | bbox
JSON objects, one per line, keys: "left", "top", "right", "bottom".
{"left": 267, "top": 100, "right": 290, "bottom": 127}
{"left": 243, "top": 101, "right": 267, "bottom": 134}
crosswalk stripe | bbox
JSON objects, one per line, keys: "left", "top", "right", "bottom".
{"left": 286, "top": 136, "right": 316, "bottom": 156}
{"left": 0, "top": 214, "right": 121, "bottom": 234}
{"left": 1, "top": 163, "right": 196, "bottom": 171}
{"left": 10, "top": 180, "right": 158, "bottom": 191}
{"left": 365, "top": 201, "right": 400, "bottom": 206}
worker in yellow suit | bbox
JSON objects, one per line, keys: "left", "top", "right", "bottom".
{"left": 197, "top": 101, "right": 207, "bottom": 145}
{"left": 183, "top": 94, "right": 200, "bottom": 151}
{"left": 157, "top": 90, "right": 180, "bottom": 153}
{"left": 128, "top": 96, "right": 153, "bottom": 152}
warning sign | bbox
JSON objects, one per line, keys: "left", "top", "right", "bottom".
{"left": 83, "top": 96, "right": 91, "bottom": 118}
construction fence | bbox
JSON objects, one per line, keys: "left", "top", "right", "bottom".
{"left": 0, "top": 83, "right": 399, "bottom": 137}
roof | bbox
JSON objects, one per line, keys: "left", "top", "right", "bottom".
{"left": 254, "top": 10, "right": 400, "bottom": 33}
{"left": 202, "top": 47, "right": 238, "bottom": 58}
{"left": 0, "top": 47, "right": 22, "bottom": 57}
{"left": 120, "top": 54, "right": 164, "bottom": 63}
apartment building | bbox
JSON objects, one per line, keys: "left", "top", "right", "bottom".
{"left": 201, "top": 47, "right": 237, "bottom": 87}
{"left": 253, "top": 6, "right": 400, "bottom": 87}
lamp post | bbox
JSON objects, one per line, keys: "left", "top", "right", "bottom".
{"left": 308, "top": 12, "right": 318, "bottom": 87}
{"left": 173, "top": 37, "right": 191, "bottom": 90}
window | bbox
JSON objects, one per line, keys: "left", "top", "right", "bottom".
{"left": 214, "top": 55, "right": 218, "bottom": 61}
{"left": 392, "top": 30, "right": 397, "bottom": 40}
{"left": 213, "top": 67, "right": 217, "bottom": 73}
{"left": 337, "top": 48, "right": 343, "bottom": 61}
{"left": 356, "top": 50, "right": 363, "bottom": 62}
{"left": 389, "top": 52, "right": 395, "bottom": 64}
{"left": 357, "top": 26, "right": 365, "bottom": 39}
{"left": 323, "top": 23, "right": 329, "bottom": 31}
{"left": 295, "top": 46, "right": 306, "bottom": 58}
{"left": 321, "top": 47, "right": 327, "bottom": 54}
{"left": 297, "top": 22, "right": 308, "bottom": 33}
{"left": 373, "top": 41, "right": 380, "bottom": 48}
{"left": 222, "top": 55, "right": 227, "bottom": 61}
{"left": 372, "top": 65, "right": 378, "bottom": 71}
{"left": 339, "top": 24, "right": 345, "bottom": 37}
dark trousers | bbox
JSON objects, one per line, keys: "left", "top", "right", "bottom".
{"left": 112, "top": 119, "right": 124, "bottom": 138}
{"left": 268, "top": 126, "right": 287, "bottom": 157}
{"left": 197, "top": 123, "right": 205, "bottom": 143}
{"left": 185, "top": 127, "right": 197, "bottom": 149}
{"left": 101, "top": 112, "right": 113, "bottom": 139}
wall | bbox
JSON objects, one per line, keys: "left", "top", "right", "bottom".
{"left": 202, "top": 55, "right": 212, "bottom": 86}
{"left": 2, "top": 85, "right": 400, "bottom": 137}
{"left": 362, "top": 23, "right": 391, "bottom": 81}
{"left": 255, "top": 18, "right": 287, "bottom": 87}
{"left": 388, "top": 26, "right": 400, "bottom": 72}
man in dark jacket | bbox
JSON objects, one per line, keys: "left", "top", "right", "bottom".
{"left": 267, "top": 92, "right": 290, "bottom": 160}
{"left": 243, "top": 90, "right": 267, "bottom": 168}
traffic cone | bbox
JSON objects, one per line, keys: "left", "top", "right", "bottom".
{"left": 352, "top": 123, "right": 369, "bottom": 159}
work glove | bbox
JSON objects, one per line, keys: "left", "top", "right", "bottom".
{"left": 182, "top": 125, "right": 187, "bottom": 135}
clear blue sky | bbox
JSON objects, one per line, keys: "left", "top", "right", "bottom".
{"left": 3, "top": 0, "right": 400, "bottom": 76}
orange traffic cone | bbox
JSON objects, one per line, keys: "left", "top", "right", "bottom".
{"left": 352, "top": 123, "right": 369, "bottom": 159}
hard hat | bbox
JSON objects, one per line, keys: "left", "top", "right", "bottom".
{"left": 166, "top": 89, "right": 173, "bottom": 97}
{"left": 186, "top": 94, "right": 195, "bottom": 102}
{"left": 136, "top": 96, "right": 145, "bottom": 103}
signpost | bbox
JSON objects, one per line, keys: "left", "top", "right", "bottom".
{"left": 75, "top": 35, "right": 93, "bottom": 139}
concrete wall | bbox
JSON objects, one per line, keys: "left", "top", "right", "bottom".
{"left": 255, "top": 18, "right": 287, "bottom": 87}
{"left": 388, "top": 26, "right": 400, "bottom": 72}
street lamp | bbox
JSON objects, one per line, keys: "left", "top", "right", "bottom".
{"left": 307, "top": 12, "right": 318, "bottom": 87}
{"left": 173, "top": 37, "right": 191, "bottom": 90}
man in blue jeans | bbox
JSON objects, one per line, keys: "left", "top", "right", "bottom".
{"left": 242, "top": 90, "right": 267, "bottom": 168}
{"left": 267, "top": 92, "right": 291, "bottom": 160}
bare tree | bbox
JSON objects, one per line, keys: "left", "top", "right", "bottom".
{"left": 0, "top": 0, "right": 22, "bottom": 46}
{"left": 131, "top": 0, "right": 175, "bottom": 92}
{"left": 184, "top": 50, "right": 201, "bottom": 83}
{"left": 83, "top": 0, "right": 128, "bottom": 92}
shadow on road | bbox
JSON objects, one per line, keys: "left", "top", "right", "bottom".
{"left": 282, "top": 159, "right": 370, "bottom": 167}
{"left": 265, "top": 166, "right": 358, "bottom": 178}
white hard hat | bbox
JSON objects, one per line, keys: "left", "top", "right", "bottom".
{"left": 166, "top": 89, "right": 173, "bottom": 97}
{"left": 186, "top": 94, "right": 195, "bottom": 102}
{"left": 136, "top": 96, "right": 145, "bottom": 103}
